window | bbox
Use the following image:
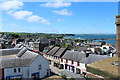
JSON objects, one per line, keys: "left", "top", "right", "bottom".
{"left": 71, "top": 61, "right": 74, "bottom": 64}
{"left": 38, "top": 65, "right": 41, "bottom": 70}
{"left": 66, "top": 60, "right": 68, "bottom": 63}
{"left": 18, "top": 68, "right": 21, "bottom": 72}
{"left": 77, "top": 62, "right": 80, "bottom": 66}
{"left": 61, "top": 59, "right": 63, "bottom": 62}
{"left": 14, "top": 68, "right": 16, "bottom": 73}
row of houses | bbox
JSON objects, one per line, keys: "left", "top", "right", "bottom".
{"left": 43, "top": 45, "right": 111, "bottom": 75}
{"left": 0, "top": 47, "right": 50, "bottom": 79}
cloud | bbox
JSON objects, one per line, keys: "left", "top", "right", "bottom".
{"left": 1, "top": 0, "right": 50, "bottom": 25}
{"left": 12, "top": 11, "right": 33, "bottom": 19}
{"left": 27, "top": 15, "right": 50, "bottom": 24}
{"left": 1, "top": 0, "right": 24, "bottom": 11}
{"left": 40, "top": 0, "right": 71, "bottom": 8}
{"left": 53, "top": 9, "right": 72, "bottom": 15}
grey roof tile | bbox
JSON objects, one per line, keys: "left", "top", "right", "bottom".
{"left": 0, "top": 48, "right": 21, "bottom": 56}
{"left": 47, "top": 47, "right": 60, "bottom": 55}
{"left": 62, "top": 51, "right": 86, "bottom": 62}
{"left": 81, "top": 54, "right": 110, "bottom": 64}
{"left": 54, "top": 48, "right": 67, "bottom": 57}
{"left": 0, "top": 49, "right": 38, "bottom": 69}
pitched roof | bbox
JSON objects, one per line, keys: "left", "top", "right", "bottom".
{"left": 54, "top": 47, "right": 67, "bottom": 57}
{"left": 36, "top": 38, "right": 49, "bottom": 43}
{"left": 62, "top": 51, "right": 86, "bottom": 62}
{"left": 43, "top": 46, "right": 54, "bottom": 53}
{"left": 0, "top": 58, "right": 33, "bottom": 69}
{"left": 20, "top": 50, "right": 38, "bottom": 59}
{"left": 76, "top": 47, "right": 88, "bottom": 52}
{"left": 0, "top": 49, "right": 38, "bottom": 69}
{"left": 86, "top": 42, "right": 102, "bottom": 46}
{"left": 47, "top": 47, "right": 60, "bottom": 55}
{"left": 0, "top": 48, "right": 21, "bottom": 56}
{"left": 81, "top": 54, "right": 110, "bottom": 64}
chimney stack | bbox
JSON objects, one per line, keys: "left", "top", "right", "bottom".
{"left": 115, "top": 15, "right": 120, "bottom": 57}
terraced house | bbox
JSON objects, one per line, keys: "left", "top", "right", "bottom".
{"left": 43, "top": 46, "right": 67, "bottom": 68}
{"left": 60, "top": 50, "right": 109, "bottom": 75}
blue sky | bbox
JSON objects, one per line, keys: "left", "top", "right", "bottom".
{"left": 1, "top": 1, "right": 118, "bottom": 34}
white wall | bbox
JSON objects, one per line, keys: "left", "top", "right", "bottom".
{"left": 90, "top": 48, "right": 95, "bottom": 53}
{"left": 4, "top": 55, "right": 50, "bottom": 79}
{"left": 29, "top": 55, "right": 50, "bottom": 78}
{"left": 4, "top": 67, "right": 23, "bottom": 78}
{"left": 60, "top": 59, "right": 86, "bottom": 73}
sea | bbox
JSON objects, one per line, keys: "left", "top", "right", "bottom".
{"left": 64, "top": 34, "right": 116, "bottom": 45}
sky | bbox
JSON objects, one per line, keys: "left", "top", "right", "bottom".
{"left": 1, "top": 0, "right": 118, "bottom": 34}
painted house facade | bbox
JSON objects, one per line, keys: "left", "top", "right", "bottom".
{"left": 0, "top": 47, "right": 50, "bottom": 79}
{"left": 43, "top": 46, "right": 67, "bottom": 68}
{"left": 59, "top": 50, "right": 109, "bottom": 75}
{"left": 60, "top": 51, "right": 86, "bottom": 74}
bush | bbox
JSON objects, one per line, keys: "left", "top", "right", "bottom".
{"left": 69, "top": 77, "right": 75, "bottom": 80}
{"left": 61, "top": 73, "right": 67, "bottom": 80}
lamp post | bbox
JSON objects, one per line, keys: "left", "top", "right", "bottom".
{"left": 115, "top": 15, "right": 120, "bottom": 57}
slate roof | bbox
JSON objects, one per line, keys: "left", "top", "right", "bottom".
{"left": 20, "top": 50, "right": 38, "bottom": 59}
{"left": 36, "top": 38, "right": 49, "bottom": 43}
{"left": 0, "top": 48, "right": 21, "bottom": 56}
{"left": 62, "top": 50, "right": 109, "bottom": 64}
{"left": 47, "top": 47, "right": 60, "bottom": 55}
{"left": 86, "top": 42, "right": 102, "bottom": 46}
{"left": 43, "top": 46, "right": 54, "bottom": 53}
{"left": 54, "top": 48, "right": 67, "bottom": 57}
{"left": 81, "top": 54, "right": 110, "bottom": 64}
{"left": 62, "top": 51, "right": 86, "bottom": 62}
{"left": 0, "top": 48, "right": 38, "bottom": 69}
{"left": 0, "top": 58, "right": 33, "bottom": 69}
{"left": 76, "top": 47, "right": 88, "bottom": 52}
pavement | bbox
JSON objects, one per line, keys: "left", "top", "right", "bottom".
{"left": 50, "top": 65, "right": 86, "bottom": 80}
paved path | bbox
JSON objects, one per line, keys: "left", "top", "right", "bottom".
{"left": 60, "top": 70, "right": 84, "bottom": 78}
{"left": 50, "top": 65, "right": 86, "bottom": 79}
{"left": 50, "top": 65, "right": 105, "bottom": 79}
